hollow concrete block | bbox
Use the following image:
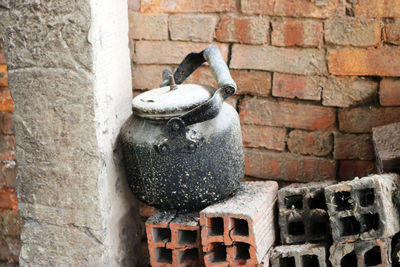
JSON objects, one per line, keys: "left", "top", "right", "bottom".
{"left": 373, "top": 122, "right": 400, "bottom": 174}
{"left": 325, "top": 174, "right": 399, "bottom": 242}
{"left": 146, "top": 210, "right": 203, "bottom": 267}
{"left": 270, "top": 243, "right": 329, "bottom": 267}
{"left": 278, "top": 181, "right": 334, "bottom": 244}
{"left": 329, "top": 238, "right": 391, "bottom": 267}
{"left": 200, "top": 181, "right": 278, "bottom": 266}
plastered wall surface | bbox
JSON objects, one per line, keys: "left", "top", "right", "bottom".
{"left": 0, "top": 0, "right": 141, "bottom": 265}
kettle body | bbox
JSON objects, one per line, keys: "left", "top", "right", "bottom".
{"left": 120, "top": 102, "right": 244, "bottom": 211}
{"left": 120, "top": 45, "right": 244, "bottom": 211}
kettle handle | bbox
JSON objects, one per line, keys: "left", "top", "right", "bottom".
{"left": 163, "top": 45, "right": 237, "bottom": 136}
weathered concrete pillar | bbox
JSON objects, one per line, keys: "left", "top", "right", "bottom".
{"left": 0, "top": 0, "right": 140, "bottom": 265}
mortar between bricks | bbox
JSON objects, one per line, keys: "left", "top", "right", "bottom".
{"left": 200, "top": 181, "right": 278, "bottom": 266}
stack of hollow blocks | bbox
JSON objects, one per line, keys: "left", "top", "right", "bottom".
{"left": 144, "top": 122, "right": 400, "bottom": 266}
{"left": 145, "top": 172, "right": 400, "bottom": 266}
{"left": 145, "top": 181, "right": 278, "bottom": 266}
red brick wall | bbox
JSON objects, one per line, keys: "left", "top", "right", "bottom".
{"left": 129, "top": 0, "right": 400, "bottom": 184}
{"left": 0, "top": 48, "right": 22, "bottom": 265}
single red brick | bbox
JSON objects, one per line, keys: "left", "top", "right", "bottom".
{"left": 0, "top": 88, "right": 13, "bottom": 113}
{"left": 189, "top": 68, "right": 273, "bottom": 96}
{"left": 328, "top": 48, "right": 400, "bottom": 76}
{"left": 380, "top": 78, "right": 400, "bottom": 106}
{"left": 385, "top": 19, "right": 400, "bottom": 45}
{"left": 241, "top": 0, "right": 339, "bottom": 18}
{"left": 334, "top": 133, "right": 374, "bottom": 160}
{"left": 241, "top": 124, "right": 286, "bottom": 151}
{"left": 0, "top": 65, "right": 8, "bottom": 87}
{"left": 128, "top": 12, "right": 168, "bottom": 40}
{"left": 169, "top": 14, "right": 218, "bottom": 43}
{"left": 231, "top": 44, "right": 327, "bottom": 75}
{"left": 354, "top": 0, "right": 400, "bottom": 17}
{"left": 287, "top": 130, "right": 333, "bottom": 156}
{"left": 245, "top": 148, "right": 336, "bottom": 182}
{"left": 239, "top": 97, "right": 335, "bottom": 131}
{"left": 240, "top": 0, "right": 274, "bottom": 15}
{"left": 272, "top": 73, "right": 321, "bottom": 100}
{"left": 141, "top": 0, "right": 237, "bottom": 13}
{"left": 134, "top": 41, "right": 229, "bottom": 65}
{"left": 338, "top": 160, "right": 376, "bottom": 181}
{"left": 232, "top": 70, "right": 271, "bottom": 96}
{"left": 339, "top": 106, "right": 400, "bottom": 133}
{"left": 271, "top": 18, "right": 323, "bottom": 47}
{"left": 215, "top": 15, "right": 269, "bottom": 45}
{"left": 325, "top": 17, "right": 381, "bottom": 47}
{"left": 322, "top": 76, "right": 378, "bottom": 108}
{"left": 0, "top": 188, "right": 17, "bottom": 210}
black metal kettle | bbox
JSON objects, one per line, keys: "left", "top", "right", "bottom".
{"left": 120, "top": 45, "right": 244, "bottom": 211}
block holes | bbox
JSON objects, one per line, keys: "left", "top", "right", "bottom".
{"left": 235, "top": 242, "right": 250, "bottom": 261}
{"left": 232, "top": 218, "right": 249, "bottom": 236}
{"left": 339, "top": 216, "right": 361, "bottom": 236}
{"left": 285, "top": 194, "right": 303, "bottom": 209}
{"left": 209, "top": 243, "right": 227, "bottom": 263}
{"left": 310, "top": 220, "right": 329, "bottom": 239}
{"left": 341, "top": 251, "right": 357, "bottom": 267}
{"left": 302, "top": 254, "right": 319, "bottom": 267}
{"left": 364, "top": 246, "right": 382, "bottom": 266}
{"left": 288, "top": 221, "right": 305, "bottom": 236}
{"left": 153, "top": 227, "right": 171, "bottom": 243}
{"left": 208, "top": 217, "right": 224, "bottom": 236}
{"left": 392, "top": 232, "right": 400, "bottom": 267}
{"left": 177, "top": 229, "right": 197, "bottom": 245}
{"left": 308, "top": 191, "right": 326, "bottom": 210}
{"left": 178, "top": 248, "right": 199, "bottom": 265}
{"left": 155, "top": 247, "right": 172, "bottom": 264}
{"left": 358, "top": 188, "right": 375, "bottom": 207}
{"left": 280, "top": 256, "right": 295, "bottom": 267}
{"left": 361, "top": 213, "right": 380, "bottom": 232}
{"left": 333, "top": 191, "right": 353, "bottom": 211}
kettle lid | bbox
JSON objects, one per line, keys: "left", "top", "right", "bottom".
{"left": 132, "top": 83, "right": 214, "bottom": 118}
